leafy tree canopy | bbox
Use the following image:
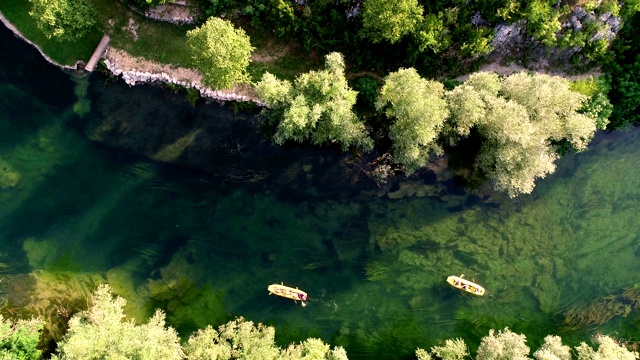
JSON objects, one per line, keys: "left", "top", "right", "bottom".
{"left": 476, "top": 327, "right": 530, "bottom": 360}
{"left": 255, "top": 52, "right": 373, "bottom": 150}
{"left": 187, "top": 17, "right": 254, "bottom": 89}
{"left": 376, "top": 67, "right": 448, "bottom": 174}
{"left": 184, "top": 318, "right": 347, "bottom": 360}
{"left": 0, "top": 315, "right": 44, "bottom": 360}
{"left": 184, "top": 317, "right": 279, "bottom": 359}
{"left": 52, "top": 284, "right": 184, "bottom": 360}
{"left": 28, "top": 0, "right": 96, "bottom": 42}
{"left": 533, "top": 335, "right": 572, "bottom": 360}
{"left": 445, "top": 71, "right": 606, "bottom": 197}
{"left": 361, "top": 0, "right": 424, "bottom": 44}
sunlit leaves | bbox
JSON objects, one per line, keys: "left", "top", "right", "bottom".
{"left": 431, "top": 338, "right": 469, "bottom": 360}
{"left": 187, "top": 17, "right": 254, "bottom": 89}
{"left": 184, "top": 317, "right": 279, "bottom": 360}
{"left": 476, "top": 328, "right": 530, "bottom": 360}
{"left": 445, "top": 71, "right": 604, "bottom": 197}
{"left": 361, "top": 0, "right": 424, "bottom": 44}
{"left": 29, "top": 0, "right": 96, "bottom": 42}
{"left": 500, "top": 72, "right": 596, "bottom": 150}
{"left": 575, "top": 334, "right": 639, "bottom": 360}
{"left": 281, "top": 338, "right": 349, "bottom": 360}
{"left": 376, "top": 68, "right": 448, "bottom": 174}
{"left": 52, "top": 284, "right": 184, "bottom": 360}
{"left": 524, "top": 0, "right": 567, "bottom": 46}
{"left": 256, "top": 52, "right": 373, "bottom": 150}
{"left": 533, "top": 335, "right": 571, "bottom": 360}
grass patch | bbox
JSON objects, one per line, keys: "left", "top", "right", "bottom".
{"left": 0, "top": 0, "right": 101, "bottom": 66}
{"left": 241, "top": 19, "right": 323, "bottom": 82}
{"left": 90, "top": 0, "right": 194, "bottom": 68}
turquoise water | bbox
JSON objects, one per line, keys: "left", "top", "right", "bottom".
{"left": 3, "top": 23, "right": 640, "bottom": 359}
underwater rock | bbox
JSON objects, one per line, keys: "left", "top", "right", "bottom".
{"left": 0, "top": 160, "right": 21, "bottom": 189}
{"left": 531, "top": 273, "right": 562, "bottom": 313}
{"left": 387, "top": 181, "right": 441, "bottom": 199}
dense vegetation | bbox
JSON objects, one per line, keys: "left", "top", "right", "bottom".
{"left": 2, "top": 285, "right": 639, "bottom": 359}
{"left": 186, "top": 17, "right": 254, "bottom": 89}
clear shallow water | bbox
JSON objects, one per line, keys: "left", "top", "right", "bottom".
{"left": 2, "top": 23, "right": 640, "bottom": 359}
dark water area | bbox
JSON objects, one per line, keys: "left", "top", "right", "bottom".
{"left": 3, "top": 22, "right": 640, "bottom": 359}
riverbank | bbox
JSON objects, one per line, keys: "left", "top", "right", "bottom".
{"left": 0, "top": 12, "right": 78, "bottom": 70}
{"left": 103, "top": 47, "right": 264, "bottom": 105}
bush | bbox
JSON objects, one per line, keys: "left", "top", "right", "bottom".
{"left": 0, "top": 315, "right": 44, "bottom": 360}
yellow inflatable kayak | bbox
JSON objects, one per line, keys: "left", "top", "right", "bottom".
{"left": 268, "top": 283, "right": 308, "bottom": 306}
{"left": 447, "top": 274, "right": 485, "bottom": 296}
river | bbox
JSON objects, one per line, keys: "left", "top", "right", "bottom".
{"left": 2, "top": 22, "right": 640, "bottom": 359}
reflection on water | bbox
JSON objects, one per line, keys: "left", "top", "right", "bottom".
{"left": 3, "top": 23, "right": 640, "bottom": 359}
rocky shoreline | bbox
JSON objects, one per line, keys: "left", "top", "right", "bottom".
{"left": 102, "top": 55, "right": 265, "bottom": 106}
{"left": 1, "top": 11, "right": 263, "bottom": 107}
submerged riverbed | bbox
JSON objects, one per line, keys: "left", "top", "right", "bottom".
{"left": 2, "top": 23, "right": 640, "bottom": 359}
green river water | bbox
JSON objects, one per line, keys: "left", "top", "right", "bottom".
{"left": 2, "top": 23, "right": 640, "bottom": 359}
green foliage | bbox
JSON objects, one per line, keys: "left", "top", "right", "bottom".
{"left": 187, "top": 17, "right": 254, "bottom": 89}
{"left": 430, "top": 338, "right": 469, "bottom": 360}
{"left": 184, "top": 317, "right": 279, "bottom": 359}
{"left": 533, "top": 335, "right": 571, "bottom": 360}
{"left": 575, "top": 334, "right": 639, "bottom": 360}
{"left": 376, "top": 68, "right": 448, "bottom": 174}
{"left": 412, "top": 12, "right": 450, "bottom": 54}
{"left": 523, "top": 0, "right": 567, "bottom": 46}
{"left": 52, "top": 284, "right": 184, "bottom": 360}
{"left": 280, "top": 338, "right": 349, "bottom": 360}
{"left": 606, "top": 10, "right": 640, "bottom": 128}
{"left": 28, "top": 0, "right": 96, "bottom": 42}
{"left": 415, "top": 348, "right": 432, "bottom": 360}
{"left": 569, "top": 77, "right": 612, "bottom": 129}
{"left": 445, "top": 71, "right": 603, "bottom": 197}
{"left": 352, "top": 76, "right": 380, "bottom": 111}
{"left": 120, "top": 0, "right": 168, "bottom": 10}
{"left": 0, "top": 315, "right": 44, "bottom": 360}
{"left": 476, "top": 327, "right": 530, "bottom": 360}
{"left": 361, "top": 0, "right": 423, "bottom": 44}
{"left": 255, "top": 52, "right": 373, "bottom": 150}
{"left": 500, "top": 72, "right": 597, "bottom": 150}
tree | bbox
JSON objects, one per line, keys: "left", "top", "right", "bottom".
{"left": 445, "top": 71, "right": 605, "bottom": 197}
{"left": 187, "top": 17, "right": 254, "bottom": 89}
{"left": 430, "top": 338, "right": 469, "bottom": 360}
{"left": 255, "top": 52, "right": 373, "bottom": 150}
{"left": 52, "top": 284, "right": 184, "bottom": 360}
{"left": 575, "top": 334, "right": 639, "bottom": 360}
{"left": 280, "top": 338, "right": 349, "bottom": 360}
{"left": 533, "top": 335, "right": 571, "bottom": 360}
{"left": 376, "top": 68, "right": 448, "bottom": 174}
{"left": 500, "top": 72, "right": 598, "bottom": 151}
{"left": 476, "top": 327, "right": 530, "bottom": 360}
{"left": 29, "top": 0, "right": 96, "bottom": 42}
{"left": 184, "top": 317, "right": 280, "bottom": 360}
{"left": 361, "top": 0, "right": 424, "bottom": 44}
{"left": 0, "top": 315, "right": 44, "bottom": 360}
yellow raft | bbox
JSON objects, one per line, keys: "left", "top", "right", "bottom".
{"left": 447, "top": 274, "right": 485, "bottom": 296}
{"left": 268, "top": 283, "right": 308, "bottom": 306}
